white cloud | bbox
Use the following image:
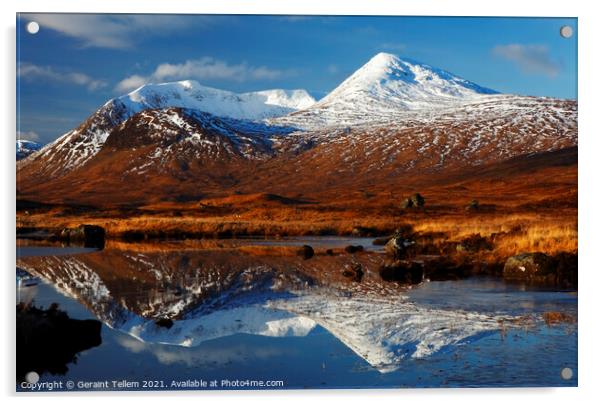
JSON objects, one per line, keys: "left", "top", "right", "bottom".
{"left": 492, "top": 44, "right": 561, "bottom": 77}
{"left": 17, "top": 130, "right": 40, "bottom": 142}
{"left": 18, "top": 62, "right": 107, "bottom": 90}
{"left": 114, "top": 75, "right": 148, "bottom": 93}
{"left": 115, "top": 57, "right": 294, "bottom": 93}
{"left": 23, "top": 14, "right": 205, "bottom": 49}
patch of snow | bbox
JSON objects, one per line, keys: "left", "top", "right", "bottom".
{"left": 16, "top": 139, "right": 42, "bottom": 160}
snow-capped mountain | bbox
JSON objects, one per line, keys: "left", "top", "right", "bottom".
{"left": 16, "top": 139, "right": 42, "bottom": 160}
{"left": 16, "top": 52, "right": 577, "bottom": 204}
{"left": 327, "top": 52, "right": 497, "bottom": 105}
{"left": 272, "top": 52, "right": 499, "bottom": 128}
{"left": 17, "top": 81, "right": 312, "bottom": 175}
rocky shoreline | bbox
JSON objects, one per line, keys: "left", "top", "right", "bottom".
{"left": 18, "top": 222, "right": 578, "bottom": 290}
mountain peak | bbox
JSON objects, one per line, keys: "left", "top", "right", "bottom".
{"left": 365, "top": 52, "right": 399, "bottom": 66}
{"left": 330, "top": 53, "right": 497, "bottom": 102}
{"left": 277, "top": 53, "right": 500, "bottom": 127}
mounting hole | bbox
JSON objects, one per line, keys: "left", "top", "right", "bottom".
{"left": 560, "top": 25, "right": 573, "bottom": 39}
{"left": 561, "top": 367, "right": 573, "bottom": 380}
{"left": 25, "top": 371, "right": 39, "bottom": 384}
{"left": 26, "top": 21, "right": 39, "bottom": 34}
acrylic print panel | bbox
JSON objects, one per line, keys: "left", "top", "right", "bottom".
{"left": 16, "top": 14, "right": 577, "bottom": 391}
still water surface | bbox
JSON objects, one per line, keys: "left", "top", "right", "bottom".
{"left": 16, "top": 241, "right": 577, "bottom": 390}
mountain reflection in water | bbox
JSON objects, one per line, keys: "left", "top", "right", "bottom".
{"left": 17, "top": 241, "right": 541, "bottom": 373}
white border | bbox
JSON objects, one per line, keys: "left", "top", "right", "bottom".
{"left": 2, "top": 1, "right": 601, "bottom": 404}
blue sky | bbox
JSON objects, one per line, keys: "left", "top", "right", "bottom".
{"left": 17, "top": 14, "right": 577, "bottom": 144}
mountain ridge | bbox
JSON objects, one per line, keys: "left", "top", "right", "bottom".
{"left": 271, "top": 53, "right": 500, "bottom": 128}
{"left": 17, "top": 52, "right": 577, "bottom": 205}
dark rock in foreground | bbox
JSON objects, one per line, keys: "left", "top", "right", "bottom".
{"left": 16, "top": 303, "right": 102, "bottom": 382}
{"left": 503, "top": 252, "right": 577, "bottom": 288}
{"left": 379, "top": 260, "right": 424, "bottom": 284}
{"left": 420, "top": 256, "right": 475, "bottom": 281}
{"left": 503, "top": 253, "right": 556, "bottom": 280}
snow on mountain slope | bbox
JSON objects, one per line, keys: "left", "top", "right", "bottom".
{"left": 16, "top": 139, "right": 42, "bottom": 160}
{"left": 17, "top": 52, "right": 576, "bottom": 189}
{"left": 18, "top": 81, "right": 314, "bottom": 176}
{"left": 269, "top": 291, "right": 504, "bottom": 372}
{"left": 100, "top": 108, "right": 288, "bottom": 174}
{"left": 271, "top": 95, "right": 577, "bottom": 175}
{"left": 122, "top": 81, "right": 316, "bottom": 121}
{"left": 325, "top": 52, "right": 498, "bottom": 105}
{"left": 271, "top": 52, "right": 499, "bottom": 128}
{"left": 18, "top": 255, "right": 512, "bottom": 373}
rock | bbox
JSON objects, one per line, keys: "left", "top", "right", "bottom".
{"left": 503, "top": 253, "right": 557, "bottom": 281}
{"left": 297, "top": 245, "right": 314, "bottom": 260}
{"left": 410, "top": 193, "right": 425, "bottom": 207}
{"left": 16, "top": 303, "right": 102, "bottom": 382}
{"left": 384, "top": 237, "right": 414, "bottom": 259}
{"left": 342, "top": 263, "right": 364, "bottom": 282}
{"left": 60, "top": 224, "right": 105, "bottom": 248}
{"left": 466, "top": 199, "right": 479, "bottom": 211}
{"left": 422, "top": 256, "right": 474, "bottom": 281}
{"left": 400, "top": 198, "right": 413, "bottom": 209}
{"left": 59, "top": 228, "right": 70, "bottom": 239}
{"left": 554, "top": 252, "right": 578, "bottom": 288}
{"left": 344, "top": 245, "right": 364, "bottom": 254}
{"left": 395, "top": 225, "right": 414, "bottom": 237}
{"left": 379, "top": 261, "right": 424, "bottom": 284}
{"left": 155, "top": 318, "right": 174, "bottom": 329}
{"left": 503, "top": 252, "right": 577, "bottom": 288}
{"left": 325, "top": 249, "right": 334, "bottom": 256}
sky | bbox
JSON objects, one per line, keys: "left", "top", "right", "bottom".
{"left": 16, "top": 14, "right": 577, "bottom": 145}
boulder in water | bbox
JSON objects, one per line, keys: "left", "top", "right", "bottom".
{"left": 503, "top": 253, "right": 556, "bottom": 281}
{"left": 60, "top": 224, "right": 105, "bottom": 248}
{"left": 297, "top": 245, "right": 314, "bottom": 260}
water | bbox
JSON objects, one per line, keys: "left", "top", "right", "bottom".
{"left": 15, "top": 241, "right": 577, "bottom": 391}
{"left": 16, "top": 246, "right": 98, "bottom": 258}
{"left": 238, "top": 236, "right": 385, "bottom": 252}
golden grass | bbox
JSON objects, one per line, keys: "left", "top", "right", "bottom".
{"left": 17, "top": 201, "right": 577, "bottom": 261}
{"left": 407, "top": 212, "right": 577, "bottom": 257}
{"left": 17, "top": 209, "right": 400, "bottom": 238}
